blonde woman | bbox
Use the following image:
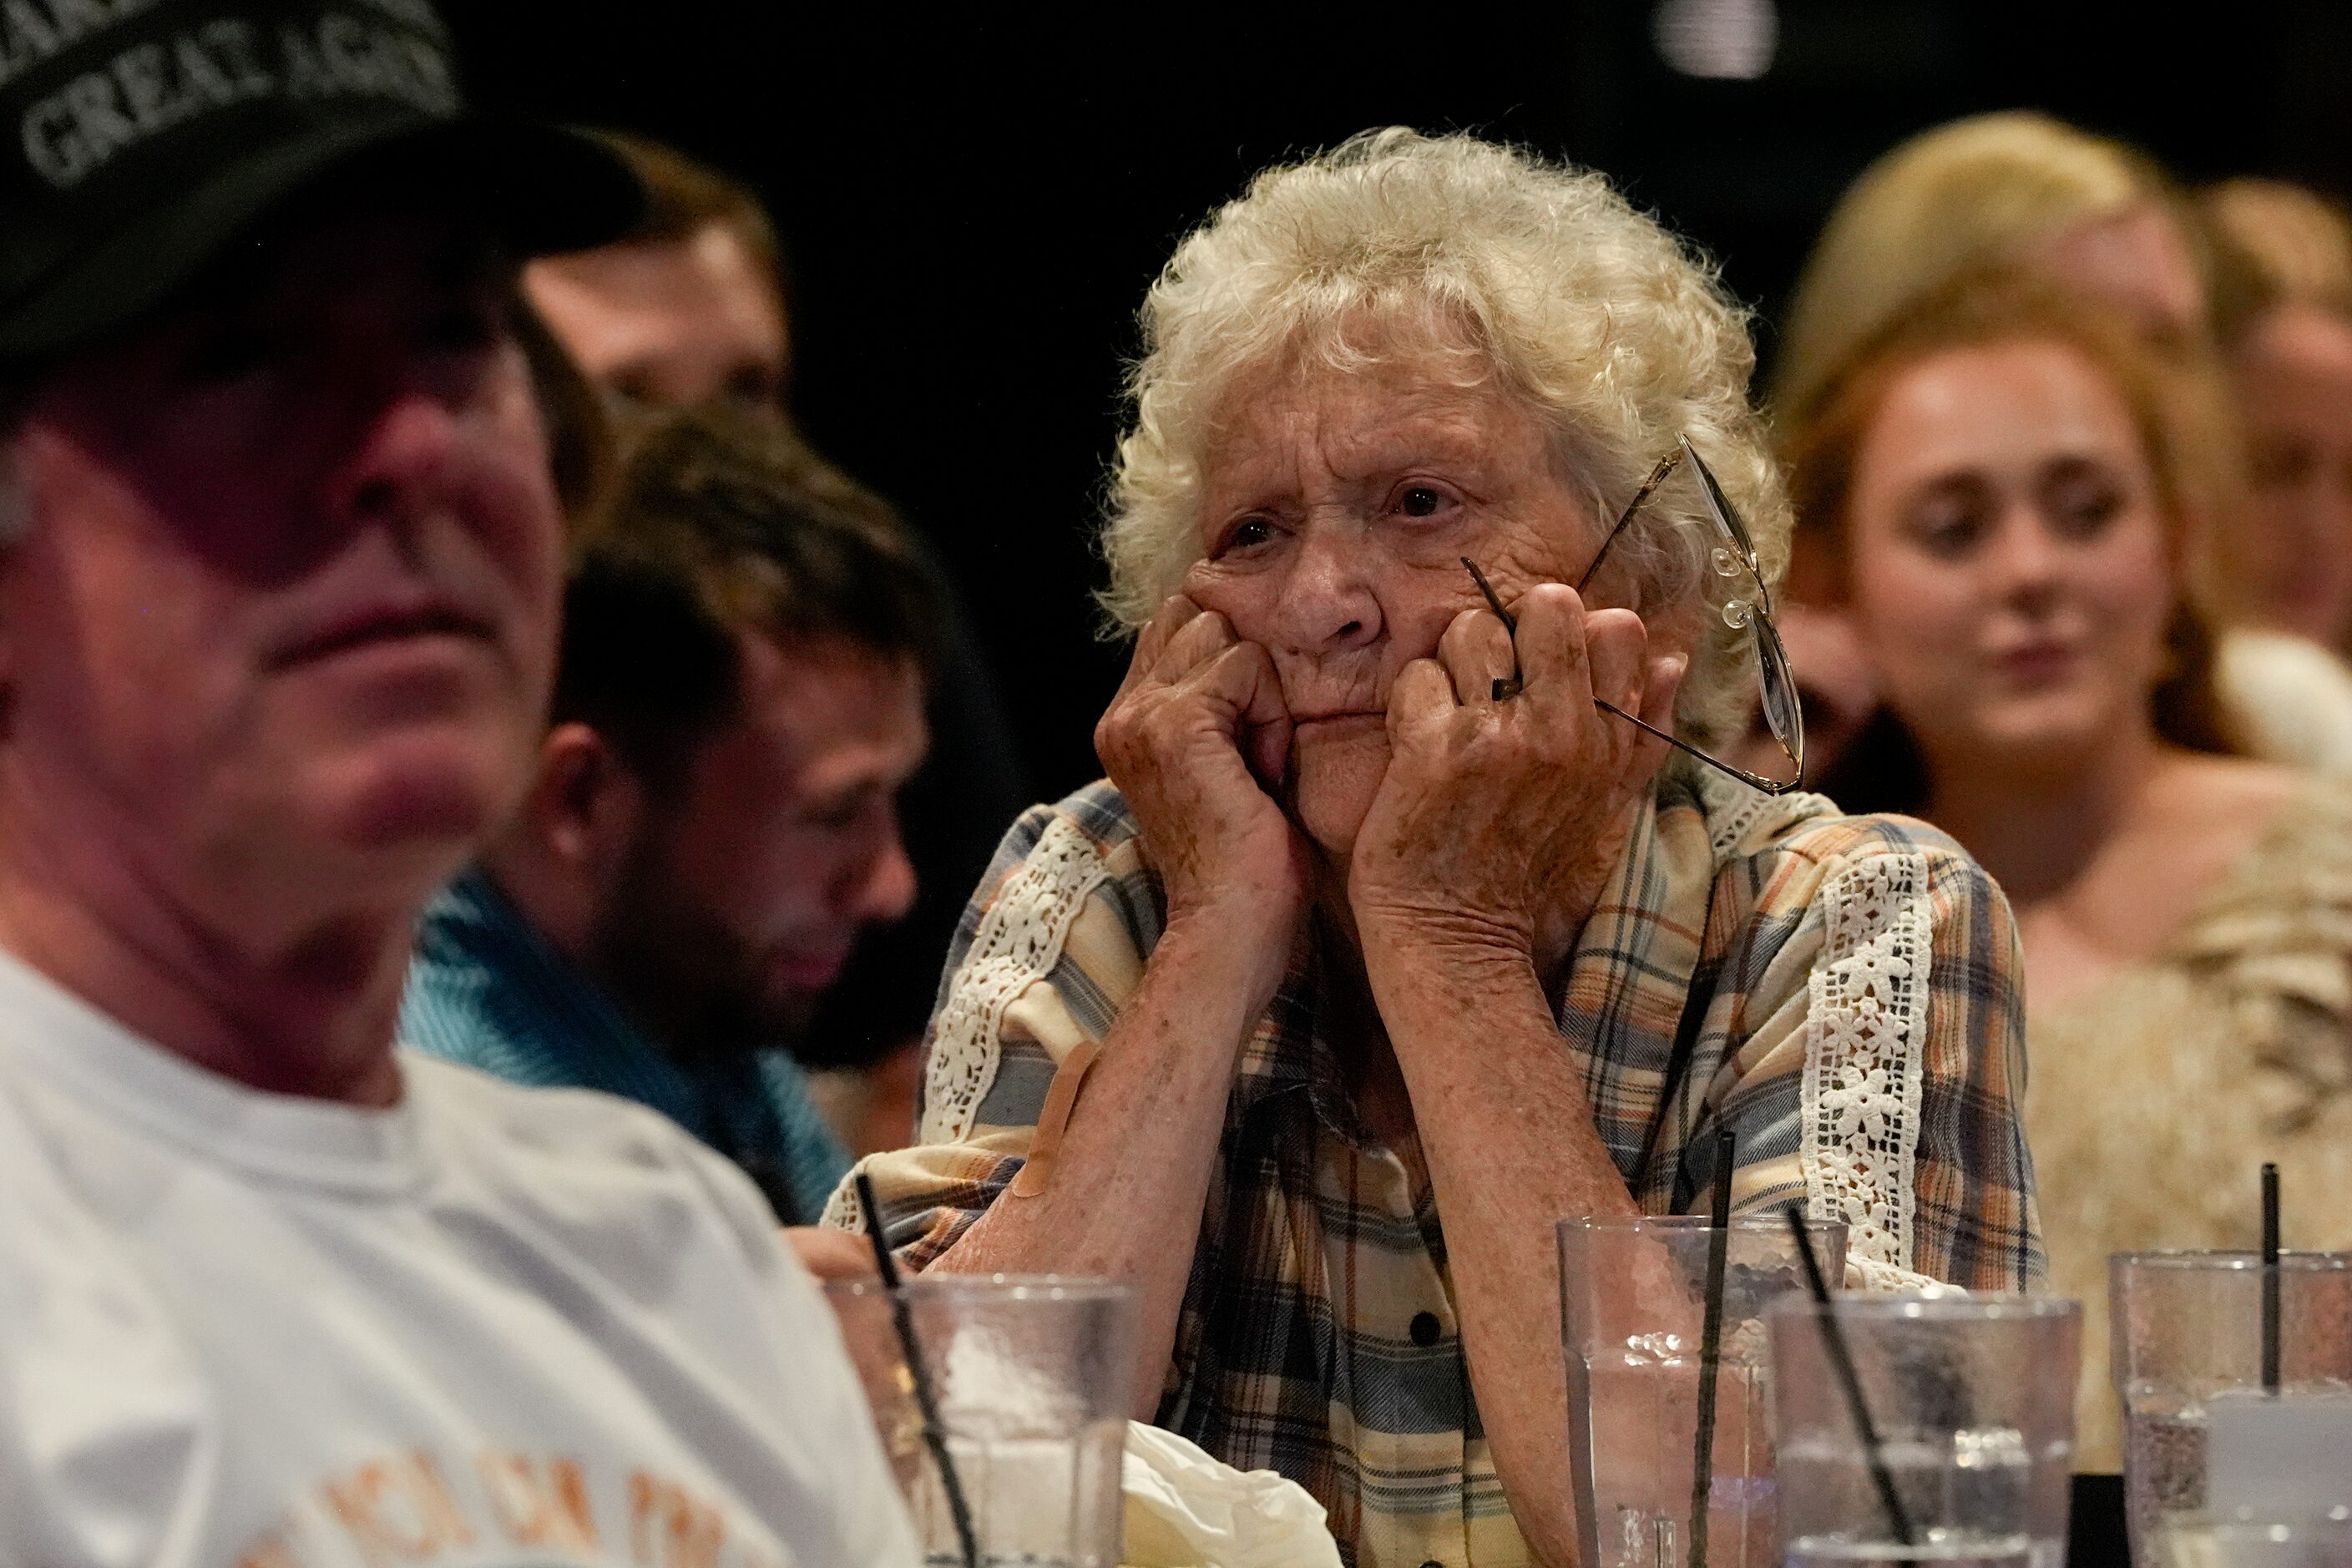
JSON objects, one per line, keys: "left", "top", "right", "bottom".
{"left": 1787, "top": 273, "right": 2352, "bottom": 1472}
{"left": 1763, "top": 112, "right": 2352, "bottom": 780}
{"left": 837, "top": 129, "right": 2041, "bottom": 1568}
{"left": 1773, "top": 112, "right": 2205, "bottom": 426}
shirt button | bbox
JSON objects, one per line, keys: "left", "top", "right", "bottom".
{"left": 1422, "top": 1559, "right": 1446, "bottom": 1568}
{"left": 1409, "top": 1311, "right": 1442, "bottom": 1347}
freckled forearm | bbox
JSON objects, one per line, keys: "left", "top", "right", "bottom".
{"left": 1361, "top": 932, "right": 1636, "bottom": 1211}
{"left": 1367, "top": 935, "right": 1639, "bottom": 1242}
{"left": 1363, "top": 933, "right": 1637, "bottom": 1567}
{"left": 928, "top": 913, "right": 1270, "bottom": 1416}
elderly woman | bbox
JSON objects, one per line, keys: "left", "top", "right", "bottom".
{"left": 838, "top": 130, "right": 2040, "bottom": 1568}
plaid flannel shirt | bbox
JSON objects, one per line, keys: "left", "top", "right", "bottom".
{"left": 832, "top": 768, "right": 2042, "bottom": 1568}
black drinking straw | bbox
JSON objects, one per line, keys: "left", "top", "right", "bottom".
{"left": 1782, "top": 1204, "right": 1915, "bottom": 1548}
{"left": 2263, "top": 1162, "right": 2283, "bottom": 1394}
{"left": 854, "top": 1171, "right": 980, "bottom": 1568}
{"left": 1687, "top": 1128, "right": 1738, "bottom": 1568}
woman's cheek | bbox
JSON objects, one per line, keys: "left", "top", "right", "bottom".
{"left": 1179, "top": 559, "right": 1257, "bottom": 628}
{"left": 2101, "top": 542, "right": 2182, "bottom": 691}
{"left": 1854, "top": 548, "right": 1977, "bottom": 711}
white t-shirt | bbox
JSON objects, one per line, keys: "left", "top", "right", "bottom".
{"left": 0, "top": 947, "right": 920, "bottom": 1568}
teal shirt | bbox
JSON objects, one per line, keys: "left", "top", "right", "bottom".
{"left": 400, "top": 869, "right": 851, "bottom": 1224}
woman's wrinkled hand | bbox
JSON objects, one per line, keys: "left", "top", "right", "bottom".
{"left": 1095, "top": 595, "right": 1313, "bottom": 968}
{"left": 1348, "top": 582, "right": 1687, "bottom": 977}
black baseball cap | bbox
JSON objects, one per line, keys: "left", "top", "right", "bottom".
{"left": 0, "top": 0, "right": 643, "bottom": 357}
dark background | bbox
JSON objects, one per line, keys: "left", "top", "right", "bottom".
{"left": 453, "top": 2, "right": 2352, "bottom": 802}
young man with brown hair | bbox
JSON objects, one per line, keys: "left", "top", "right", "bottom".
{"left": 519, "top": 134, "right": 1028, "bottom": 1155}
{"left": 402, "top": 403, "right": 936, "bottom": 1227}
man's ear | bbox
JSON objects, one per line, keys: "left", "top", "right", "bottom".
{"left": 526, "top": 722, "right": 647, "bottom": 884}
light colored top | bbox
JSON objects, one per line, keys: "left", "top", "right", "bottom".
{"left": 2027, "top": 773, "right": 2352, "bottom": 1471}
{"left": 0, "top": 945, "right": 917, "bottom": 1568}
{"left": 835, "top": 768, "right": 2043, "bottom": 1568}
{"left": 2217, "top": 628, "right": 2352, "bottom": 773}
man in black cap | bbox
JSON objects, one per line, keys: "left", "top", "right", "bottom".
{"left": 0, "top": 5, "right": 917, "bottom": 1564}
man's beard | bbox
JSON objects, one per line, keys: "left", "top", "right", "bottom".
{"left": 584, "top": 831, "right": 817, "bottom": 1062}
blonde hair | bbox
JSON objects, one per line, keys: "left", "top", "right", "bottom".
{"left": 2201, "top": 177, "right": 2352, "bottom": 345}
{"left": 1784, "top": 270, "right": 2243, "bottom": 783}
{"left": 1772, "top": 113, "right": 2173, "bottom": 427}
{"left": 1101, "top": 128, "right": 1788, "bottom": 748}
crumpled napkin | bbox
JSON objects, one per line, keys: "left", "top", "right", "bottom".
{"left": 1120, "top": 1421, "right": 1343, "bottom": 1568}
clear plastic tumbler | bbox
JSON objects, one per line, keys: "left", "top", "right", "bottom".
{"left": 2112, "top": 1252, "right": 2352, "bottom": 1566}
{"left": 1561, "top": 1214, "right": 1849, "bottom": 1568}
{"left": 1767, "top": 1292, "right": 2081, "bottom": 1568}
{"left": 826, "top": 1274, "right": 1136, "bottom": 1568}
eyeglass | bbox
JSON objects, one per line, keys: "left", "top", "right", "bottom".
{"left": 1461, "top": 433, "right": 1806, "bottom": 795}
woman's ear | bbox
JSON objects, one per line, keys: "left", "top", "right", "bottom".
{"left": 528, "top": 722, "right": 647, "bottom": 884}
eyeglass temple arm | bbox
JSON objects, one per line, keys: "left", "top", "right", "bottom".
{"left": 1577, "top": 450, "right": 1685, "bottom": 593}
{"left": 1591, "top": 696, "right": 1804, "bottom": 796}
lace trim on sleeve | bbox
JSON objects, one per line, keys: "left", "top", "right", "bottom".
{"left": 922, "top": 814, "right": 1110, "bottom": 1146}
{"left": 820, "top": 1171, "right": 865, "bottom": 1232}
{"left": 1800, "top": 852, "right": 1933, "bottom": 1291}
{"left": 1692, "top": 766, "right": 1833, "bottom": 860}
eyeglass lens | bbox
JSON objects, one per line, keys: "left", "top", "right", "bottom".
{"left": 1675, "top": 438, "right": 1803, "bottom": 782}
{"left": 1682, "top": 435, "right": 1762, "bottom": 569}
{"left": 1753, "top": 619, "right": 1806, "bottom": 776}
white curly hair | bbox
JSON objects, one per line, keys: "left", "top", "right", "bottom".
{"left": 1100, "top": 127, "right": 1788, "bottom": 748}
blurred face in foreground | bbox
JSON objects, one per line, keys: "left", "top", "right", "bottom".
{"left": 2228, "top": 301, "right": 2352, "bottom": 650}
{"left": 525, "top": 223, "right": 787, "bottom": 409}
{"left": 589, "top": 633, "right": 925, "bottom": 1046}
{"left": 0, "top": 196, "right": 564, "bottom": 960}
{"left": 1180, "top": 346, "right": 1613, "bottom": 857}
{"left": 1842, "top": 338, "right": 2175, "bottom": 781}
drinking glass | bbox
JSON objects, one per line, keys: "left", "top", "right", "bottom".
{"left": 827, "top": 1275, "right": 1136, "bottom": 1568}
{"left": 1561, "top": 1214, "right": 1849, "bottom": 1568}
{"left": 2144, "top": 1515, "right": 2352, "bottom": 1568}
{"left": 1768, "top": 1291, "right": 2080, "bottom": 1568}
{"left": 2112, "top": 1252, "right": 2352, "bottom": 1566}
